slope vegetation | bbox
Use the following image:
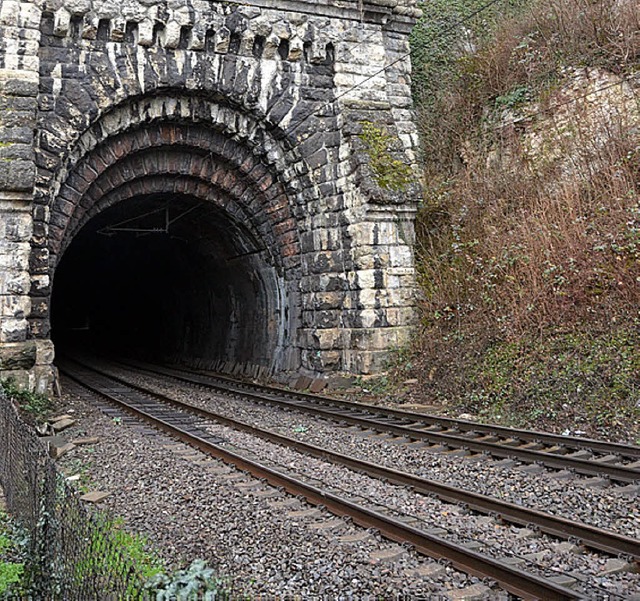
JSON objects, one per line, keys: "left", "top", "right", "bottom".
{"left": 394, "top": 0, "right": 639, "bottom": 441}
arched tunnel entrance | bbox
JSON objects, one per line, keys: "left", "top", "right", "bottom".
{"left": 40, "top": 97, "right": 314, "bottom": 376}
{"left": 51, "top": 192, "right": 289, "bottom": 371}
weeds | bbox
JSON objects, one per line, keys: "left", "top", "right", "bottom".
{"left": 413, "top": 0, "right": 640, "bottom": 178}
{"left": 73, "top": 513, "right": 164, "bottom": 596}
{"left": 0, "top": 379, "right": 53, "bottom": 422}
{"left": 61, "top": 458, "right": 94, "bottom": 493}
{"left": 412, "top": 0, "right": 639, "bottom": 337}
{"left": 144, "top": 559, "right": 231, "bottom": 600}
{"left": 471, "top": 328, "right": 640, "bottom": 432}
{"left": 405, "top": 0, "right": 640, "bottom": 440}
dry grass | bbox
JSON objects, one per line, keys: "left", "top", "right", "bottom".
{"left": 417, "top": 0, "right": 640, "bottom": 178}
{"left": 415, "top": 0, "right": 640, "bottom": 340}
{"left": 417, "top": 98, "right": 639, "bottom": 341}
{"left": 402, "top": 0, "right": 640, "bottom": 437}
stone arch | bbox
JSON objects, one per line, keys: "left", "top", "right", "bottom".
{"left": 43, "top": 94, "right": 319, "bottom": 266}
{"left": 40, "top": 92, "right": 323, "bottom": 374}
{"left": 1, "top": 0, "right": 423, "bottom": 392}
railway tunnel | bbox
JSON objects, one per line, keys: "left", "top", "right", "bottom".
{"left": 0, "top": 0, "right": 422, "bottom": 391}
{"left": 44, "top": 108, "right": 304, "bottom": 377}
{"left": 50, "top": 191, "right": 285, "bottom": 369}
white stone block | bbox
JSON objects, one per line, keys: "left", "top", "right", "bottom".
{"left": 0, "top": 294, "right": 30, "bottom": 318}
{"left": 53, "top": 8, "right": 71, "bottom": 37}
{"left": 359, "top": 308, "right": 380, "bottom": 328}
{"left": 355, "top": 269, "right": 386, "bottom": 290}
{"left": 0, "top": 1, "right": 20, "bottom": 27}
{"left": 0, "top": 272, "right": 29, "bottom": 295}
{"left": 19, "top": 3, "right": 41, "bottom": 29}
{"left": 36, "top": 339, "right": 55, "bottom": 365}
{"left": 0, "top": 244, "right": 30, "bottom": 270}
{"left": 356, "top": 288, "right": 381, "bottom": 309}
{"left": 162, "top": 20, "right": 182, "bottom": 49}
{"left": 1, "top": 213, "right": 32, "bottom": 241}
{"left": 138, "top": 19, "right": 154, "bottom": 46}
{"left": 389, "top": 245, "right": 414, "bottom": 268}
{"left": 0, "top": 316, "right": 27, "bottom": 342}
{"left": 172, "top": 5, "right": 193, "bottom": 26}
{"left": 288, "top": 35, "right": 303, "bottom": 61}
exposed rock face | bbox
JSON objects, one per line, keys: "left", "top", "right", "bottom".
{"left": 0, "top": 0, "right": 421, "bottom": 391}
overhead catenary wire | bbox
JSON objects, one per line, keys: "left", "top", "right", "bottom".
{"left": 288, "top": 0, "right": 506, "bottom": 137}
{"left": 289, "top": 0, "right": 638, "bottom": 141}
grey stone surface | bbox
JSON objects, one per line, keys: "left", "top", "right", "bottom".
{"left": 0, "top": 0, "right": 421, "bottom": 391}
{"left": 0, "top": 341, "right": 36, "bottom": 369}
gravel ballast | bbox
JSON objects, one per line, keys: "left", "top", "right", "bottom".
{"left": 108, "top": 365, "right": 639, "bottom": 539}
{"left": 57, "top": 378, "right": 508, "bottom": 599}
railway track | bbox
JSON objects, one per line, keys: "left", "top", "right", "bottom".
{"left": 59, "top": 358, "right": 640, "bottom": 600}
{"left": 115, "top": 359, "right": 640, "bottom": 484}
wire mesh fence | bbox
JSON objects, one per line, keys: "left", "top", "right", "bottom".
{"left": 0, "top": 390, "right": 148, "bottom": 600}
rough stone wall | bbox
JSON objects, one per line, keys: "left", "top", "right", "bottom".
{"left": 0, "top": 0, "right": 421, "bottom": 391}
{"left": 0, "top": 0, "right": 54, "bottom": 391}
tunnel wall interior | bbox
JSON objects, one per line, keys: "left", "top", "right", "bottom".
{"left": 0, "top": 0, "right": 422, "bottom": 391}
{"left": 50, "top": 195, "right": 291, "bottom": 373}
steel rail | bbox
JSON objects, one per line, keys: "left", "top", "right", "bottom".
{"left": 61, "top": 363, "right": 583, "bottom": 601}
{"left": 113, "top": 360, "right": 640, "bottom": 483}
{"left": 64, "top": 360, "right": 640, "bottom": 560}
{"left": 139, "top": 362, "right": 640, "bottom": 460}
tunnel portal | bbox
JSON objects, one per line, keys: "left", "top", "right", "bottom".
{"left": 0, "top": 0, "right": 422, "bottom": 391}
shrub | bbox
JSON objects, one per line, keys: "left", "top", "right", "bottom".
{"left": 412, "top": 0, "right": 639, "bottom": 337}
{"left": 403, "top": 0, "right": 640, "bottom": 438}
{"left": 412, "top": 0, "right": 640, "bottom": 177}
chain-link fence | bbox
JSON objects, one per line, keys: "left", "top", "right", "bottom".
{"left": 0, "top": 390, "right": 148, "bottom": 600}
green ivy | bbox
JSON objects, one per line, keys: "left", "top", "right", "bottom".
{"left": 144, "top": 559, "right": 231, "bottom": 600}
{"left": 495, "top": 85, "right": 531, "bottom": 109}
{"left": 0, "top": 511, "right": 27, "bottom": 599}
{"left": 410, "top": 0, "right": 530, "bottom": 103}
{"left": 469, "top": 326, "right": 640, "bottom": 432}
{"left": 1, "top": 378, "right": 52, "bottom": 421}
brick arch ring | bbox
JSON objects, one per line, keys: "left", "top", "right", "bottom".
{"left": 44, "top": 93, "right": 321, "bottom": 278}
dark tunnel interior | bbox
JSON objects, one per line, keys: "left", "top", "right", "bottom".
{"left": 51, "top": 194, "right": 281, "bottom": 367}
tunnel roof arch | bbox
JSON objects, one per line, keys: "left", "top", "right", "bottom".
{"left": 45, "top": 93, "right": 319, "bottom": 280}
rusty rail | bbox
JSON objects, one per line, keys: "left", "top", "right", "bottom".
{"left": 60, "top": 361, "right": 585, "bottom": 601}
{"left": 116, "top": 360, "right": 640, "bottom": 483}
{"left": 64, "top": 359, "right": 640, "bottom": 560}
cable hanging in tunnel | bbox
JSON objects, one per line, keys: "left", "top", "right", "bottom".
{"left": 97, "top": 202, "right": 205, "bottom": 236}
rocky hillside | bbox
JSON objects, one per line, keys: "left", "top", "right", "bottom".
{"left": 387, "top": 0, "right": 639, "bottom": 443}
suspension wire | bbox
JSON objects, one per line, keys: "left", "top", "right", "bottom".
{"left": 76, "top": 1, "right": 637, "bottom": 177}
{"left": 287, "top": 0, "right": 638, "bottom": 141}
{"left": 287, "top": 0, "right": 506, "bottom": 137}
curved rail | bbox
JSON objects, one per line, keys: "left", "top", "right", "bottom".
{"left": 117, "top": 360, "right": 640, "bottom": 483}
{"left": 65, "top": 359, "right": 640, "bottom": 560}
{"left": 60, "top": 360, "right": 589, "bottom": 600}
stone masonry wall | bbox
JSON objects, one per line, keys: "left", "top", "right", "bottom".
{"left": 0, "top": 0, "right": 54, "bottom": 391}
{"left": 0, "top": 0, "right": 422, "bottom": 391}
